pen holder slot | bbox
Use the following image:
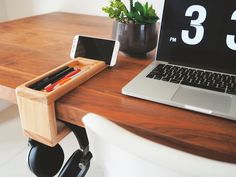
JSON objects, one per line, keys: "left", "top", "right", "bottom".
{"left": 16, "top": 58, "right": 106, "bottom": 147}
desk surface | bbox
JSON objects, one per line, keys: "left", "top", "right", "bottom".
{"left": 0, "top": 12, "right": 235, "bottom": 163}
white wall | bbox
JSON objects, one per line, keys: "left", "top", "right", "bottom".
{"left": 5, "top": 0, "right": 64, "bottom": 20}
{"left": 59, "top": 0, "right": 164, "bottom": 18}
{"left": 2, "top": 0, "right": 164, "bottom": 21}
{"left": 0, "top": 0, "right": 7, "bottom": 22}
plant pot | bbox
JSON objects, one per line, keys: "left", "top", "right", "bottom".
{"left": 112, "top": 21, "right": 158, "bottom": 58}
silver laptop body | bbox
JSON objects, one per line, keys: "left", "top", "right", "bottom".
{"left": 122, "top": 0, "right": 236, "bottom": 121}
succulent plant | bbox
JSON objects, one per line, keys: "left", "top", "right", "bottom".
{"left": 102, "top": 0, "right": 159, "bottom": 24}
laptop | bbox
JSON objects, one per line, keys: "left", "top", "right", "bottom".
{"left": 122, "top": 0, "right": 236, "bottom": 121}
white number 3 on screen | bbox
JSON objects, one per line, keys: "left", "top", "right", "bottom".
{"left": 226, "top": 10, "right": 236, "bottom": 51}
{"left": 181, "top": 5, "right": 207, "bottom": 45}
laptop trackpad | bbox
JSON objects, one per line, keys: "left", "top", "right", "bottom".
{"left": 171, "top": 86, "right": 232, "bottom": 113}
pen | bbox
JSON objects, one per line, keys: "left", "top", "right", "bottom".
{"left": 49, "top": 77, "right": 72, "bottom": 91}
{"left": 69, "top": 66, "right": 90, "bottom": 79}
{"left": 45, "top": 66, "right": 90, "bottom": 92}
{"left": 30, "top": 66, "right": 76, "bottom": 90}
{"left": 44, "top": 69, "right": 81, "bottom": 92}
{"left": 29, "top": 66, "right": 69, "bottom": 89}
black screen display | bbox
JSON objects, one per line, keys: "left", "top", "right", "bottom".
{"left": 157, "top": 0, "right": 236, "bottom": 74}
{"left": 74, "top": 36, "right": 115, "bottom": 65}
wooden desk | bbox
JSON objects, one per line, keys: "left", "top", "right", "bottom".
{"left": 0, "top": 12, "right": 235, "bottom": 163}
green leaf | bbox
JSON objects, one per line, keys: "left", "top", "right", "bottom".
{"left": 126, "top": 12, "right": 133, "bottom": 22}
{"left": 144, "top": 18, "right": 156, "bottom": 24}
{"left": 145, "top": 2, "right": 148, "bottom": 11}
{"left": 134, "top": 2, "right": 144, "bottom": 16}
{"left": 147, "top": 5, "right": 156, "bottom": 16}
{"left": 102, "top": 0, "right": 129, "bottom": 22}
{"left": 143, "top": 2, "right": 148, "bottom": 16}
{"left": 102, "top": 0, "right": 159, "bottom": 23}
{"left": 133, "top": 11, "right": 144, "bottom": 23}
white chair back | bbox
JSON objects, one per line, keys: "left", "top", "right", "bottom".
{"left": 83, "top": 113, "right": 236, "bottom": 177}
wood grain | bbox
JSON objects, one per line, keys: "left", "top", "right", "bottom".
{"left": 0, "top": 12, "right": 235, "bottom": 163}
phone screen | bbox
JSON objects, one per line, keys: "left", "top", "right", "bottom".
{"left": 74, "top": 36, "right": 116, "bottom": 65}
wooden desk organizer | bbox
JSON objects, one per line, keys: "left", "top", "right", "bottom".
{"left": 16, "top": 58, "right": 106, "bottom": 147}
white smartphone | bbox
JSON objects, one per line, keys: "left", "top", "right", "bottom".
{"left": 70, "top": 35, "right": 120, "bottom": 66}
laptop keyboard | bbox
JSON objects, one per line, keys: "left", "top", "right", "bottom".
{"left": 146, "top": 64, "right": 236, "bottom": 95}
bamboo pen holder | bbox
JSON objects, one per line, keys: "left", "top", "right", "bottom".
{"left": 16, "top": 58, "right": 106, "bottom": 147}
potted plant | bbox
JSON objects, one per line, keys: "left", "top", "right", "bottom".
{"left": 103, "top": 0, "right": 159, "bottom": 57}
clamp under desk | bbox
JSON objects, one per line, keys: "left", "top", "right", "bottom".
{"left": 0, "top": 12, "right": 235, "bottom": 163}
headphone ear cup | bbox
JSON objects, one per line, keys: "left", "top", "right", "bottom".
{"left": 59, "top": 150, "right": 90, "bottom": 177}
{"left": 27, "top": 143, "right": 64, "bottom": 177}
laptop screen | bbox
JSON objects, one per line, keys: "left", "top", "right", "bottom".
{"left": 156, "top": 0, "right": 236, "bottom": 74}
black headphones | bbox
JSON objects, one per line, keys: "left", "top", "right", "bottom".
{"left": 27, "top": 122, "right": 92, "bottom": 177}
